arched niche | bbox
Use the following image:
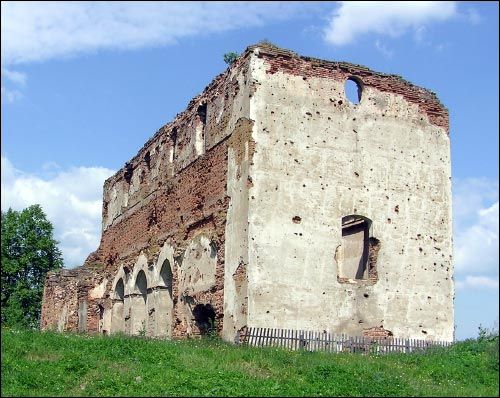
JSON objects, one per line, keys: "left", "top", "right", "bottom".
{"left": 157, "top": 258, "right": 174, "bottom": 337}
{"left": 129, "top": 254, "right": 150, "bottom": 336}
{"left": 130, "top": 270, "right": 148, "bottom": 335}
{"left": 151, "top": 242, "right": 175, "bottom": 338}
{"left": 110, "top": 275, "right": 125, "bottom": 334}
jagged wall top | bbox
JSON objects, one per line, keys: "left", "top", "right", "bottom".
{"left": 104, "top": 42, "right": 449, "bottom": 188}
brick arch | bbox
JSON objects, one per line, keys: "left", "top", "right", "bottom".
{"left": 151, "top": 242, "right": 175, "bottom": 286}
{"left": 111, "top": 266, "right": 128, "bottom": 295}
{"left": 129, "top": 253, "right": 151, "bottom": 292}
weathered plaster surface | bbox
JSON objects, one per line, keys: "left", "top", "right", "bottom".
{"left": 42, "top": 43, "right": 453, "bottom": 343}
{"left": 246, "top": 47, "right": 453, "bottom": 341}
{"left": 221, "top": 119, "right": 254, "bottom": 341}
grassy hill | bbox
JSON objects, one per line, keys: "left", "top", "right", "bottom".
{"left": 1, "top": 328, "right": 498, "bottom": 397}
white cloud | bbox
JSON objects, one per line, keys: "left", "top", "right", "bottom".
{"left": 1, "top": 1, "right": 315, "bottom": 66}
{"left": 452, "top": 178, "right": 499, "bottom": 277}
{"left": 466, "top": 8, "right": 481, "bottom": 25}
{"left": 1, "top": 86, "right": 23, "bottom": 103}
{"left": 1, "top": 68, "right": 27, "bottom": 85}
{"left": 324, "top": 1, "right": 457, "bottom": 46}
{"left": 453, "top": 178, "right": 498, "bottom": 230}
{"left": 454, "top": 201, "right": 499, "bottom": 275}
{"left": 414, "top": 25, "right": 427, "bottom": 44}
{"left": 1, "top": 67, "right": 27, "bottom": 105}
{"left": 1, "top": 156, "right": 115, "bottom": 268}
{"left": 374, "top": 40, "right": 393, "bottom": 58}
{"left": 456, "top": 275, "right": 499, "bottom": 290}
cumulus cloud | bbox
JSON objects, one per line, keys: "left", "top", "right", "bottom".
{"left": 323, "top": 1, "right": 457, "bottom": 46}
{"left": 1, "top": 1, "right": 315, "bottom": 66}
{"left": 374, "top": 39, "right": 393, "bottom": 58}
{"left": 1, "top": 68, "right": 27, "bottom": 85}
{"left": 455, "top": 276, "right": 499, "bottom": 290}
{"left": 1, "top": 86, "right": 23, "bottom": 103}
{"left": 1, "top": 63, "right": 27, "bottom": 106}
{"left": 1, "top": 156, "right": 115, "bottom": 268}
{"left": 454, "top": 201, "right": 499, "bottom": 275}
{"left": 452, "top": 177, "right": 499, "bottom": 291}
{"left": 453, "top": 178, "right": 498, "bottom": 230}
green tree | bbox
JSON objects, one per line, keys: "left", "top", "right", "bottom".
{"left": 223, "top": 52, "right": 239, "bottom": 65}
{"left": 1, "top": 205, "right": 63, "bottom": 328}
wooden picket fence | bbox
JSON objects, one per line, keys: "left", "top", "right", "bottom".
{"left": 236, "top": 327, "right": 452, "bottom": 355}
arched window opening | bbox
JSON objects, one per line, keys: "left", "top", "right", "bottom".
{"left": 197, "top": 103, "right": 207, "bottom": 126}
{"left": 157, "top": 258, "right": 174, "bottom": 338}
{"left": 345, "top": 77, "right": 362, "bottom": 105}
{"left": 160, "top": 260, "right": 173, "bottom": 299}
{"left": 111, "top": 278, "right": 125, "bottom": 334}
{"left": 195, "top": 103, "right": 207, "bottom": 156}
{"left": 136, "top": 270, "right": 147, "bottom": 303}
{"left": 115, "top": 278, "right": 124, "bottom": 300}
{"left": 130, "top": 269, "right": 148, "bottom": 335}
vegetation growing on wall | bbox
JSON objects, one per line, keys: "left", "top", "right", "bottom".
{"left": 223, "top": 52, "right": 238, "bottom": 65}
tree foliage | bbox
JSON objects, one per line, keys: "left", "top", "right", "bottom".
{"left": 1, "top": 205, "right": 63, "bottom": 328}
{"left": 223, "top": 52, "right": 238, "bottom": 65}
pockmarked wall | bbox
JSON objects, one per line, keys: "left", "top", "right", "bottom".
{"left": 41, "top": 43, "right": 453, "bottom": 343}
{"left": 246, "top": 46, "right": 453, "bottom": 342}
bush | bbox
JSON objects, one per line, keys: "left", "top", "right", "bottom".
{"left": 223, "top": 52, "right": 238, "bottom": 65}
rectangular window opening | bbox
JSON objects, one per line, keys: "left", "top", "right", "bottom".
{"left": 340, "top": 216, "right": 370, "bottom": 280}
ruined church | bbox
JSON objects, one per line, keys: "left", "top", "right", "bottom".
{"left": 41, "top": 43, "right": 454, "bottom": 342}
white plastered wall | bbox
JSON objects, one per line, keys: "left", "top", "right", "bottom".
{"left": 245, "top": 51, "right": 453, "bottom": 341}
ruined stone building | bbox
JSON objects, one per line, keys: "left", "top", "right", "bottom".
{"left": 41, "top": 43, "right": 454, "bottom": 342}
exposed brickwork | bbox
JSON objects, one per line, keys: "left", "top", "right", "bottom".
{"left": 252, "top": 43, "right": 449, "bottom": 133}
{"left": 362, "top": 326, "right": 394, "bottom": 338}
{"left": 41, "top": 42, "right": 451, "bottom": 342}
{"left": 42, "top": 48, "right": 254, "bottom": 336}
{"left": 41, "top": 266, "right": 102, "bottom": 332}
{"left": 368, "top": 237, "right": 381, "bottom": 280}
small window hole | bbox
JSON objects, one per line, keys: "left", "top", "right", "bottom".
{"left": 345, "top": 78, "right": 362, "bottom": 104}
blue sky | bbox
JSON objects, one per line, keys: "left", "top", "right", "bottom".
{"left": 1, "top": 1, "right": 498, "bottom": 340}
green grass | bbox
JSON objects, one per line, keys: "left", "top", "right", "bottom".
{"left": 1, "top": 328, "right": 498, "bottom": 397}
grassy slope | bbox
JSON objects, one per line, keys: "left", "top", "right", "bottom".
{"left": 1, "top": 328, "right": 498, "bottom": 397}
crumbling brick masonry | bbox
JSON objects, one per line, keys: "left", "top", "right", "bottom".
{"left": 41, "top": 43, "right": 454, "bottom": 342}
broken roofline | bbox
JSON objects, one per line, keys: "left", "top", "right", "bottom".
{"left": 104, "top": 41, "right": 449, "bottom": 185}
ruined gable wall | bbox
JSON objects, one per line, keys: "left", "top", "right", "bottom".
{"left": 42, "top": 53, "right": 254, "bottom": 337}
{"left": 41, "top": 269, "right": 79, "bottom": 332}
{"left": 41, "top": 266, "right": 103, "bottom": 332}
{"left": 246, "top": 46, "right": 453, "bottom": 341}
